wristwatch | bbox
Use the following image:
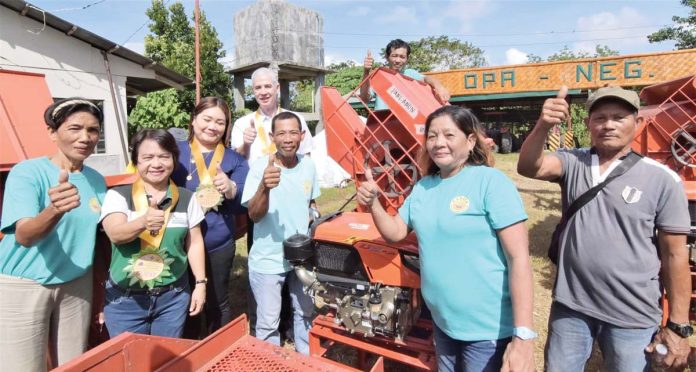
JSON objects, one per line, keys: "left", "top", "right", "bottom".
{"left": 195, "top": 278, "right": 208, "bottom": 286}
{"left": 513, "top": 326, "right": 538, "bottom": 340}
{"left": 666, "top": 320, "right": 694, "bottom": 338}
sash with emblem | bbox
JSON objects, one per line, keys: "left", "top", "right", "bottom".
{"left": 124, "top": 177, "right": 179, "bottom": 288}
{"left": 190, "top": 139, "right": 225, "bottom": 212}
{"left": 254, "top": 107, "right": 284, "bottom": 156}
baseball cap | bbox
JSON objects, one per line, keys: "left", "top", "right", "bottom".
{"left": 585, "top": 86, "right": 640, "bottom": 112}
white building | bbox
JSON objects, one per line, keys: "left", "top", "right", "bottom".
{"left": 0, "top": 0, "right": 192, "bottom": 175}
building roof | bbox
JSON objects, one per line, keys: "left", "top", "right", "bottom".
{"left": 0, "top": 0, "right": 193, "bottom": 94}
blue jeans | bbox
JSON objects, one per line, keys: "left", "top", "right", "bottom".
{"left": 249, "top": 270, "right": 314, "bottom": 354}
{"left": 545, "top": 302, "right": 657, "bottom": 372}
{"left": 103, "top": 276, "right": 190, "bottom": 338}
{"left": 433, "top": 323, "right": 510, "bottom": 372}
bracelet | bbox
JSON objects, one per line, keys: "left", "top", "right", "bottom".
{"left": 195, "top": 278, "right": 208, "bottom": 285}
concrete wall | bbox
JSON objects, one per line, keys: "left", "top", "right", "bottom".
{"left": 0, "top": 8, "right": 161, "bottom": 176}
{"left": 234, "top": 0, "right": 323, "bottom": 68}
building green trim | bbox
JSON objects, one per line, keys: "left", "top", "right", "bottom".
{"left": 449, "top": 89, "right": 583, "bottom": 102}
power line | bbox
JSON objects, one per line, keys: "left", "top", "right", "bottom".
{"left": 122, "top": 0, "right": 172, "bottom": 45}
{"left": 49, "top": 0, "right": 108, "bottom": 13}
{"left": 319, "top": 35, "right": 655, "bottom": 50}
{"left": 319, "top": 24, "right": 670, "bottom": 38}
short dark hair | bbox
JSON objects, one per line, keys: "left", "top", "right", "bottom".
{"left": 187, "top": 96, "right": 231, "bottom": 142}
{"left": 271, "top": 111, "right": 303, "bottom": 132}
{"left": 130, "top": 128, "right": 180, "bottom": 166}
{"left": 44, "top": 98, "right": 104, "bottom": 130}
{"left": 419, "top": 106, "right": 493, "bottom": 176}
{"left": 385, "top": 39, "right": 411, "bottom": 58}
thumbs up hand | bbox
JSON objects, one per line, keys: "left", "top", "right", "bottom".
{"left": 363, "top": 49, "right": 374, "bottom": 72}
{"left": 537, "top": 85, "right": 569, "bottom": 131}
{"left": 262, "top": 153, "right": 281, "bottom": 190}
{"left": 357, "top": 168, "right": 380, "bottom": 208}
{"left": 213, "top": 163, "right": 236, "bottom": 198}
{"left": 144, "top": 195, "right": 165, "bottom": 235}
{"left": 48, "top": 169, "right": 80, "bottom": 214}
{"left": 243, "top": 118, "right": 257, "bottom": 145}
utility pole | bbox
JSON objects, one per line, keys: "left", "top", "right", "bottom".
{"left": 194, "top": 0, "right": 201, "bottom": 104}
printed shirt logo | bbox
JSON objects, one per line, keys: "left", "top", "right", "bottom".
{"left": 89, "top": 197, "right": 101, "bottom": 213}
{"left": 621, "top": 185, "right": 642, "bottom": 204}
{"left": 450, "top": 196, "right": 469, "bottom": 214}
{"left": 303, "top": 180, "right": 312, "bottom": 195}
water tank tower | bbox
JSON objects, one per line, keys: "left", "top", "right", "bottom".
{"left": 230, "top": 0, "right": 328, "bottom": 113}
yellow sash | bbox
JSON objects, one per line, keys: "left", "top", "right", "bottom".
{"left": 190, "top": 140, "right": 225, "bottom": 185}
{"left": 254, "top": 107, "right": 283, "bottom": 155}
{"left": 132, "top": 177, "right": 179, "bottom": 249}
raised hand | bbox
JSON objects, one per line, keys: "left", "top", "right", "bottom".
{"left": 262, "top": 153, "right": 281, "bottom": 190}
{"left": 363, "top": 49, "right": 374, "bottom": 71}
{"left": 243, "top": 118, "right": 257, "bottom": 145}
{"left": 357, "top": 168, "right": 380, "bottom": 208}
{"left": 144, "top": 195, "right": 165, "bottom": 235}
{"left": 537, "top": 85, "right": 569, "bottom": 131}
{"left": 213, "top": 163, "right": 230, "bottom": 194}
{"left": 48, "top": 169, "right": 80, "bottom": 214}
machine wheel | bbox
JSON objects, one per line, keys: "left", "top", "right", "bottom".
{"left": 499, "top": 133, "right": 513, "bottom": 154}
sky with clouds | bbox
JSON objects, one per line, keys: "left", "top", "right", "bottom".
{"left": 25, "top": 0, "right": 687, "bottom": 69}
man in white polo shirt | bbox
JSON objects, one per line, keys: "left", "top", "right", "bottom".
{"left": 231, "top": 67, "right": 313, "bottom": 165}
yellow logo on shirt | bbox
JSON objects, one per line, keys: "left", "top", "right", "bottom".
{"left": 89, "top": 197, "right": 101, "bottom": 214}
{"left": 303, "top": 180, "right": 312, "bottom": 195}
{"left": 450, "top": 196, "right": 469, "bottom": 214}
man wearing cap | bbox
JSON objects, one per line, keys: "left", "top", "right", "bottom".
{"left": 518, "top": 86, "right": 691, "bottom": 371}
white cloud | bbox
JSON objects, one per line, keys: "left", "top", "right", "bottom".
{"left": 324, "top": 53, "right": 356, "bottom": 67}
{"left": 124, "top": 41, "right": 145, "bottom": 55}
{"left": 505, "top": 48, "right": 529, "bottom": 65}
{"left": 573, "top": 7, "right": 651, "bottom": 54}
{"left": 348, "top": 6, "right": 370, "bottom": 16}
{"left": 437, "top": 1, "right": 495, "bottom": 33}
{"left": 374, "top": 6, "right": 417, "bottom": 25}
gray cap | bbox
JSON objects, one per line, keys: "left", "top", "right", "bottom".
{"left": 586, "top": 86, "right": 640, "bottom": 112}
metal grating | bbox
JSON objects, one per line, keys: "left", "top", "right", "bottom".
{"left": 203, "top": 337, "right": 335, "bottom": 372}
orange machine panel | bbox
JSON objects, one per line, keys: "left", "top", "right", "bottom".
{"left": 313, "top": 212, "right": 418, "bottom": 255}
{"left": 322, "top": 68, "right": 444, "bottom": 214}
{"left": 353, "top": 240, "right": 421, "bottom": 288}
{"left": 632, "top": 74, "right": 696, "bottom": 199}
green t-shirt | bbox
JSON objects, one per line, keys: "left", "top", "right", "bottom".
{"left": 99, "top": 184, "right": 204, "bottom": 288}
{"left": 0, "top": 157, "right": 106, "bottom": 284}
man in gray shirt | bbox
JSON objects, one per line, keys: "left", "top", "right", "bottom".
{"left": 518, "top": 86, "right": 691, "bottom": 371}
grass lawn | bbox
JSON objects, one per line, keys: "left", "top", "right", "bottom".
{"left": 227, "top": 152, "right": 606, "bottom": 370}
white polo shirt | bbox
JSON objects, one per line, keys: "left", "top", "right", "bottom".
{"left": 230, "top": 109, "right": 314, "bottom": 166}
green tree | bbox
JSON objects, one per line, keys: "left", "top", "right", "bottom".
{"left": 527, "top": 45, "right": 618, "bottom": 63}
{"left": 290, "top": 61, "right": 374, "bottom": 111}
{"left": 399, "top": 36, "right": 486, "bottom": 72}
{"left": 128, "top": 89, "right": 190, "bottom": 134}
{"left": 546, "top": 44, "right": 619, "bottom": 61}
{"left": 648, "top": 0, "right": 696, "bottom": 49}
{"left": 326, "top": 61, "right": 369, "bottom": 95}
{"left": 569, "top": 104, "right": 591, "bottom": 147}
{"left": 129, "top": 0, "right": 230, "bottom": 130}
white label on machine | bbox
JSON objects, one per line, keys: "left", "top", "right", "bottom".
{"left": 348, "top": 223, "right": 370, "bottom": 230}
{"left": 415, "top": 124, "right": 425, "bottom": 135}
{"left": 388, "top": 85, "right": 418, "bottom": 119}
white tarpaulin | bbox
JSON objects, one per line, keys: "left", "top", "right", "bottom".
{"left": 313, "top": 129, "right": 351, "bottom": 188}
